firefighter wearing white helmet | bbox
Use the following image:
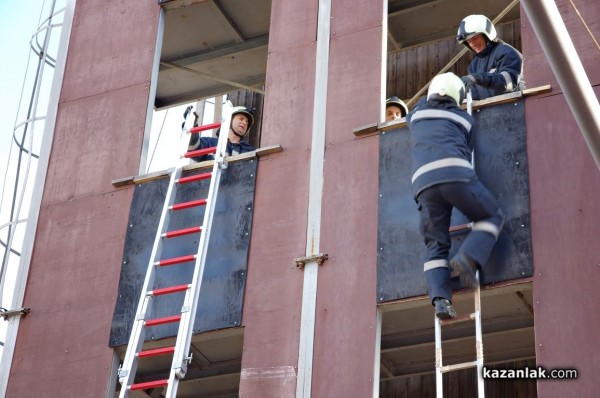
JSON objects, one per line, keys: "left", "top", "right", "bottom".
{"left": 456, "top": 14, "right": 524, "bottom": 100}
{"left": 427, "top": 72, "right": 466, "bottom": 106}
{"left": 406, "top": 72, "right": 504, "bottom": 320}
{"left": 385, "top": 96, "right": 409, "bottom": 122}
{"left": 188, "top": 105, "right": 256, "bottom": 162}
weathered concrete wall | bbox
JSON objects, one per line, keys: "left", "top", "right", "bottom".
{"left": 7, "top": 1, "right": 160, "bottom": 397}
{"left": 238, "top": 0, "right": 317, "bottom": 396}
{"left": 239, "top": 0, "right": 382, "bottom": 396}
{"left": 521, "top": 1, "right": 600, "bottom": 396}
{"left": 312, "top": 1, "right": 382, "bottom": 396}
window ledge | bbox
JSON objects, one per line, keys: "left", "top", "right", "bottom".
{"left": 112, "top": 144, "right": 283, "bottom": 187}
{"left": 353, "top": 85, "right": 552, "bottom": 138}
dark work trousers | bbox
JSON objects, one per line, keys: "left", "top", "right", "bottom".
{"left": 416, "top": 179, "right": 504, "bottom": 303}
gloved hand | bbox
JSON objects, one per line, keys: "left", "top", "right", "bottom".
{"left": 461, "top": 75, "right": 477, "bottom": 92}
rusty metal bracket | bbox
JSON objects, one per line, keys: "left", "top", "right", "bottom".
{"left": 0, "top": 307, "right": 31, "bottom": 321}
{"left": 295, "top": 253, "right": 329, "bottom": 269}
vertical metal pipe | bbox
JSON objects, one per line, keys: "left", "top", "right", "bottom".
{"left": 296, "top": 0, "right": 331, "bottom": 396}
{"left": 521, "top": 0, "right": 600, "bottom": 171}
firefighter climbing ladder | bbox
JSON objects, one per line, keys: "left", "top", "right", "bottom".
{"left": 434, "top": 272, "right": 485, "bottom": 398}
{"left": 117, "top": 108, "right": 233, "bottom": 398}
{"left": 434, "top": 89, "right": 485, "bottom": 398}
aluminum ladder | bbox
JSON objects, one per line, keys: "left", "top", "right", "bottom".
{"left": 117, "top": 109, "right": 233, "bottom": 398}
{"left": 434, "top": 270, "right": 485, "bottom": 397}
{"left": 434, "top": 88, "right": 484, "bottom": 397}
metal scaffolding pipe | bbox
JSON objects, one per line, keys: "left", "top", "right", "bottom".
{"left": 521, "top": 0, "right": 600, "bottom": 171}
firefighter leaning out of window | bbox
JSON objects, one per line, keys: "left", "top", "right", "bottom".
{"left": 457, "top": 14, "right": 525, "bottom": 100}
{"left": 188, "top": 106, "right": 256, "bottom": 162}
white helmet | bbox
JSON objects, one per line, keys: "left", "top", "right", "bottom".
{"left": 231, "top": 106, "right": 254, "bottom": 131}
{"left": 427, "top": 73, "right": 465, "bottom": 106}
{"left": 456, "top": 15, "right": 497, "bottom": 47}
{"left": 386, "top": 96, "right": 409, "bottom": 117}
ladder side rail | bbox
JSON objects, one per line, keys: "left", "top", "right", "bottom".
{"left": 434, "top": 315, "right": 444, "bottom": 398}
{"left": 118, "top": 167, "right": 183, "bottom": 397}
{"left": 435, "top": 89, "right": 484, "bottom": 398}
{"left": 474, "top": 271, "right": 485, "bottom": 397}
{"left": 164, "top": 108, "right": 233, "bottom": 398}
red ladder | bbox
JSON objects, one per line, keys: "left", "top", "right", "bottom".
{"left": 117, "top": 111, "right": 231, "bottom": 398}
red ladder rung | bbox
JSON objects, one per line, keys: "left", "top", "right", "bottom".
{"left": 184, "top": 146, "right": 217, "bottom": 159}
{"left": 449, "top": 223, "right": 472, "bottom": 233}
{"left": 137, "top": 346, "right": 175, "bottom": 359}
{"left": 130, "top": 379, "right": 169, "bottom": 391}
{"left": 177, "top": 172, "right": 212, "bottom": 184}
{"left": 163, "top": 226, "right": 202, "bottom": 238}
{"left": 150, "top": 284, "right": 189, "bottom": 296}
{"left": 440, "top": 312, "right": 475, "bottom": 326}
{"left": 145, "top": 315, "right": 181, "bottom": 327}
{"left": 188, "top": 122, "right": 221, "bottom": 134}
{"left": 156, "top": 254, "right": 196, "bottom": 267}
{"left": 170, "top": 198, "right": 207, "bottom": 211}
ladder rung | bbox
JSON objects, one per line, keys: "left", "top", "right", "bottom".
{"left": 130, "top": 379, "right": 169, "bottom": 391}
{"left": 440, "top": 313, "right": 475, "bottom": 326}
{"left": 145, "top": 315, "right": 181, "bottom": 327}
{"left": 441, "top": 360, "right": 478, "bottom": 373}
{"left": 188, "top": 122, "right": 221, "bottom": 134}
{"left": 170, "top": 198, "right": 207, "bottom": 211}
{"left": 138, "top": 346, "right": 175, "bottom": 358}
{"left": 156, "top": 254, "right": 196, "bottom": 267}
{"left": 150, "top": 284, "right": 189, "bottom": 296}
{"left": 449, "top": 222, "right": 473, "bottom": 233}
{"left": 177, "top": 172, "right": 212, "bottom": 184}
{"left": 184, "top": 146, "right": 217, "bottom": 159}
{"left": 163, "top": 226, "right": 202, "bottom": 238}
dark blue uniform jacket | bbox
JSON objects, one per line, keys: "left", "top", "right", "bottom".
{"left": 468, "top": 40, "right": 523, "bottom": 100}
{"left": 188, "top": 135, "right": 255, "bottom": 162}
{"left": 407, "top": 97, "right": 477, "bottom": 199}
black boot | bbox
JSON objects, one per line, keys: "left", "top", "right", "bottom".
{"left": 450, "top": 253, "right": 478, "bottom": 288}
{"left": 434, "top": 298, "right": 457, "bottom": 319}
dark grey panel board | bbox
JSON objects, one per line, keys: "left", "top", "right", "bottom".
{"left": 377, "top": 100, "right": 532, "bottom": 302}
{"left": 109, "top": 159, "right": 257, "bottom": 347}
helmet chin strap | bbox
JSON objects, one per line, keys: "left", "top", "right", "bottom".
{"left": 231, "top": 126, "right": 247, "bottom": 139}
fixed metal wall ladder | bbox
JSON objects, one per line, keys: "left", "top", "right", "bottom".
{"left": 117, "top": 109, "right": 233, "bottom": 398}
{"left": 434, "top": 271, "right": 485, "bottom": 398}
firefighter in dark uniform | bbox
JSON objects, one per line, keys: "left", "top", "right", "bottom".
{"left": 188, "top": 106, "right": 256, "bottom": 162}
{"left": 407, "top": 72, "right": 505, "bottom": 319}
{"left": 457, "top": 14, "right": 524, "bottom": 100}
{"left": 385, "top": 96, "right": 409, "bottom": 122}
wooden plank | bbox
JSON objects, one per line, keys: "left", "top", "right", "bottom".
{"left": 353, "top": 85, "right": 553, "bottom": 137}
{"left": 111, "top": 145, "right": 282, "bottom": 187}
{"left": 378, "top": 279, "right": 532, "bottom": 313}
{"left": 254, "top": 144, "right": 283, "bottom": 157}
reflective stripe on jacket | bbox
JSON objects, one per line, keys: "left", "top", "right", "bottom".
{"left": 468, "top": 40, "right": 524, "bottom": 100}
{"left": 407, "top": 98, "right": 476, "bottom": 198}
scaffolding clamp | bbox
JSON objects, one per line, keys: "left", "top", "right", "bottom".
{"left": 0, "top": 307, "right": 31, "bottom": 321}
{"left": 295, "top": 253, "right": 328, "bottom": 269}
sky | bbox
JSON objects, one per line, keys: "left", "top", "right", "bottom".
{"left": 0, "top": 0, "right": 59, "bottom": 360}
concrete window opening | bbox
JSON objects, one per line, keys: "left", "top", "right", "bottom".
{"left": 111, "top": 1, "right": 272, "bottom": 397}
{"left": 377, "top": 1, "right": 535, "bottom": 396}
